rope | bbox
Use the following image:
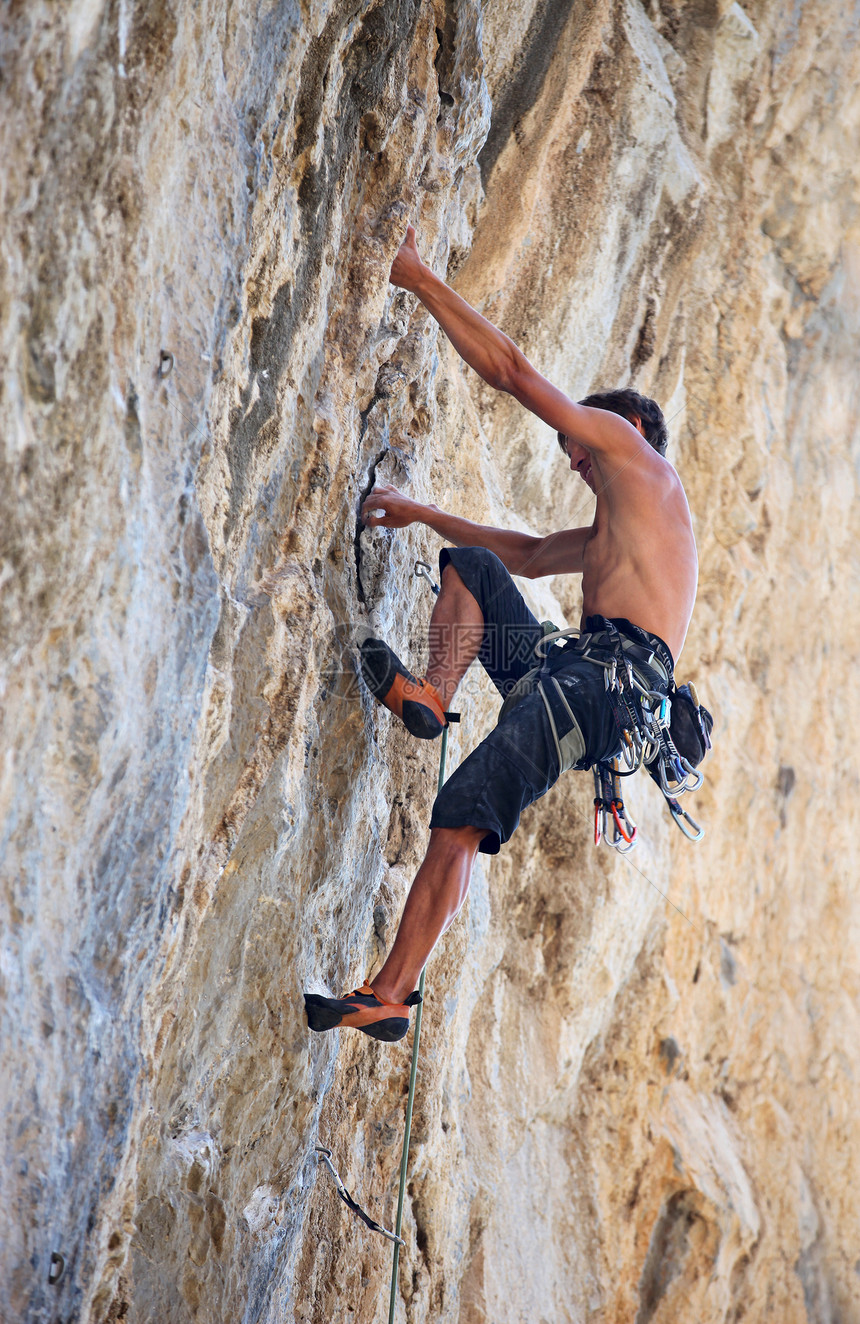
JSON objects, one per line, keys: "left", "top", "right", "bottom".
{"left": 387, "top": 722, "right": 449, "bottom": 1324}
{"left": 313, "top": 559, "right": 456, "bottom": 1315}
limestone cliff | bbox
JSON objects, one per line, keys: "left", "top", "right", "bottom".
{"left": 2, "top": 2, "right": 859, "bottom": 1321}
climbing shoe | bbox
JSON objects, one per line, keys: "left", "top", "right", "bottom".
{"left": 360, "top": 638, "right": 446, "bottom": 739}
{"left": 304, "top": 983, "right": 422, "bottom": 1042}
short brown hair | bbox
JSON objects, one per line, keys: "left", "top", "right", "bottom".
{"left": 558, "top": 388, "right": 668, "bottom": 456}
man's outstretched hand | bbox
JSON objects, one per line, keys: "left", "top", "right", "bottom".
{"left": 361, "top": 483, "right": 426, "bottom": 529}
{"left": 389, "top": 224, "right": 425, "bottom": 293}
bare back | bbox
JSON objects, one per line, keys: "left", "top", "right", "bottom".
{"left": 580, "top": 445, "right": 697, "bottom": 661}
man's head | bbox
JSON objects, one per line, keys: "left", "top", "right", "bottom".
{"left": 557, "top": 388, "right": 669, "bottom": 458}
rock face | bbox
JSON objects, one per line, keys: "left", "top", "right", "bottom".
{"left": 2, "top": 1, "right": 859, "bottom": 1320}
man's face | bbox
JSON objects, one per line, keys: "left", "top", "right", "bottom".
{"left": 560, "top": 414, "right": 646, "bottom": 491}
{"left": 560, "top": 436, "right": 596, "bottom": 491}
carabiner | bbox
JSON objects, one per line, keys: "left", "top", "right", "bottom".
{"left": 610, "top": 800, "right": 637, "bottom": 847}
{"left": 413, "top": 560, "right": 440, "bottom": 595}
{"left": 620, "top": 731, "right": 637, "bottom": 770}
{"left": 677, "top": 758, "right": 703, "bottom": 792}
{"left": 668, "top": 800, "right": 705, "bottom": 842}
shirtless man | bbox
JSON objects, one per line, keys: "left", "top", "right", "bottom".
{"left": 304, "top": 225, "right": 698, "bottom": 1043}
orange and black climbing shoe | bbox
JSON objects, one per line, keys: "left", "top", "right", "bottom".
{"left": 304, "top": 983, "right": 422, "bottom": 1042}
{"left": 360, "top": 638, "right": 447, "bottom": 739}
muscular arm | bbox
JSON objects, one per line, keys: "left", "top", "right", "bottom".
{"left": 391, "top": 227, "right": 646, "bottom": 463}
{"left": 361, "top": 484, "right": 589, "bottom": 578}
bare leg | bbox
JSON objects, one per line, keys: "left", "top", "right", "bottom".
{"left": 425, "top": 564, "right": 484, "bottom": 709}
{"left": 371, "top": 825, "right": 484, "bottom": 1002}
{"left": 371, "top": 567, "right": 485, "bottom": 1002}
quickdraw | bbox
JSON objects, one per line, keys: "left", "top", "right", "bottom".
{"left": 315, "top": 1147, "right": 404, "bottom": 1247}
{"left": 593, "top": 759, "right": 637, "bottom": 852}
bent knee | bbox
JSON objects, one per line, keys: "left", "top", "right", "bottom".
{"left": 428, "top": 824, "right": 485, "bottom": 850}
{"left": 442, "top": 546, "right": 506, "bottom": 577}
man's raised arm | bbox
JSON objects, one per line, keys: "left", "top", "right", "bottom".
{"left": 390, "top": 226, "right": 644, "bottom": 462}
{"left": 361, "top": 484, "right": 589, "bottom": 579}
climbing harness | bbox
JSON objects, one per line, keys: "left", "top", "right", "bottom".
{"left": 527, "top": 619, "right": 712, "bottom": 850}
{"left": 315, "top": 1147, "right": 404, "bottom": 1246}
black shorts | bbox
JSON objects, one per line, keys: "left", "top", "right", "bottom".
{"left": 429, "top": 547, "right": 673, "bottom": 855}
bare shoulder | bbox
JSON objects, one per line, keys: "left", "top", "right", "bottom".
{"left": 603, "top": 451, "right": 695, "bottom": 557}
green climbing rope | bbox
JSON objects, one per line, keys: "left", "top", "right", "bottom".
{"left": 387, "top": 723, "right": 449, "bottom": 1323}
